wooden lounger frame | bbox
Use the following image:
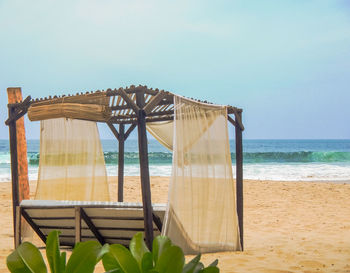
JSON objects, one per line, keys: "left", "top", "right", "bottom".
{"left": 5, "top": 85, "right": 244, "bottom": 250}
{"left": 16, "top": 201, "right": 165, "bottom": 248}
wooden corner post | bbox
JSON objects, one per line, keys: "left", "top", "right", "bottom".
{"left": 118, "top": 124, "right": 125, "bottom": 202}
{"left": 7, "top": 87, "right": 30, "bottom": 248}
{"left": 136, "top": 90, "right": 154, "bottom": 249}
{"left": 235, "top": 111, "right": 244, "bottom": 250}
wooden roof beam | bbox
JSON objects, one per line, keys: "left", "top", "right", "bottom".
{"left": 109, "top": 109, "right": 174, "bottom": 122}
{"left": 5, "top": 96, "right": 32, "bottom": 125}
{"left": 7, "top": 96, "right": 32, "bottom": 110}
{"left": 115, "top": 88, "right": 140, "bottom": 114}
{"left": 143, "top": 91, "right": 167, "bottom": 115}
{"left": 111, "top": 98, "right": 173, "bottom": 111}
{"left": 109, "top": 115, "right": 174, "bottom": 125}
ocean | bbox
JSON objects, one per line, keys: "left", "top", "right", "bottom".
{"left": 0, "top": 139, "right": 350, "bottom": 182}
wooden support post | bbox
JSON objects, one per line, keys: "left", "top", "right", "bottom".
{"left": 7, "top": 87, "right": 30, "bottom": 248}
{"left": 118, "top": 124, "right": 125, "bottom": 202}
{"left": 75, "top": 207, "right": 82, "bottom": 244}
{"left": 8, "top": 106, "right": 19, "bottom": 247}
{"left": 136, "top": 91, "right": 154, "bottom": 249}
{"left": 235, "top": 112, "right": 244, "bottom": 251}
{"left": 15, "top": 206, "right": 21, "bottom": 248}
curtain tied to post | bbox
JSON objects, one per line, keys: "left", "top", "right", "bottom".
{"left": 150, "top": 96, "right": 241, "bottom": 254}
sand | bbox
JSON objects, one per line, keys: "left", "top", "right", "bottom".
{"left": 0, "top": 177, "right": 350, "bottom": 272}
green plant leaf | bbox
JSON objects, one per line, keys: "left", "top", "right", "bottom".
{"left": 104, "top": 270, "right": 122, "bottom": 273}
{"left": 198, "top": 267, "right": 219, "bottom": 273}
{"left": 46, "top": 230, "right": 62, "bottom": 273}
{"left": 102, "top": 253, "right": 120, "bottom": 272}
{"left": 155, "top": 246, "right": 184, "bottom": 273}
{"left": 97, "top": 244, "right": 110, "bottom": 262}
{"left": 7, "top": 242, "right": 47, "bottom": 273}
{"left": 141, "top": 252, "right": 154, "bottom": 272}
{"left": 6, "top": 249, "right": 32, "bottom": 273}
{"left": 207, "top": 260, "right": 218, "bottom": 268}
{"left": 152, "top": 236, "right": 172, "bottom": 265}
{"left": 60, "top": 252, "right": 66, "bottom": 273}
{"left": 193, "top": 262, "right": 204, "bottom": 273}
{"left": 130, "top": 232, "right": 150, "bottom": 269}
{"left": 65, "top": 241, "right": 102, "bottom": 273}
{"left": 103, "top": 244, "right": 141, "bottom": 273}
{"left": 182, "top": 254, "right": 201, "bottom": 273}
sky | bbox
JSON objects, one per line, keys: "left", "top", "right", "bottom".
{"left": 0, "top": 0, "right": 349, "bottom": 139}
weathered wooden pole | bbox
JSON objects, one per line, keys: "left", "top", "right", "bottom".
{"left": 118, "top": 124, "right": 125, "bottom": 202}
{"left": 8, "top": 106, "right": 19, "bottom": 246}
{"left": 136, "top": 90, "right": 154, "bottom": 249}
{"left": 7, "top": 87, "right": 30, "bottom": 247}
{"left": 235, "top": 112, "right": 244, "bottom": 250}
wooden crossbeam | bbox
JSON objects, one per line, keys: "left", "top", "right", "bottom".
{"left": 147, "top": 110, "right": 174, "bottom": 117}
{"left": 80, "top": 208, "right": 105, "bottom": 245}
{"left": 228, "top": 106, "right": 242, "bottom": 114}
{"left": 116, "top": 89, "right": 140, "bottom": 113}
{"left": 109, "top": 110, "right": 174, "bottom": 121}
{"left": 144, "top": 91, "right": 167, "bottom": 115}
{"left": 144, "top": 89, "right": 158, "bottom": 96}
{"left": 125, "top": 124, "right": 137, "bottom": 140}
{"left": 7, "top": 95, "right": 32, "bottom": 109}
{"left": 5, "top": 96, "right": 32, "bottom": 125}
{"left": 227, "top": 115, "right": 237, "bottom": 127}
{"left": 21, "top": 209, "right": 47, "bottom": 244}
{"left": 107, "top": 122, "right": 120, "bottom": 141}
{"left": 109, "top": 116, "right": 174, "bottom": 125}
{"left": 152, "top": 212, "right": 163, "bottom": 232}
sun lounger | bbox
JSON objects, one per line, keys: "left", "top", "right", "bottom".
{"left": 17, "top": 200, "right": 166, "bottom": 247}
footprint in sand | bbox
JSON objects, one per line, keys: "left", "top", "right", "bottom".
{"left": 260, "top": 269, "right": 294, "bottom": 273}
{"left": 288, "top": 266, "right": 301, "bottom": 271}
{"left": 299, "top": 260, "right": 325, "bottom": 269}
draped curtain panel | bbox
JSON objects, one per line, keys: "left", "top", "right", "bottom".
{"left": 162, "top": 96, "right": 241, "bottom": 253}
{"left": 35, "top": 118, "right": 110, "bottom": 201}
{"left": 147, "top": 121, "right": 174, "bottom": 151}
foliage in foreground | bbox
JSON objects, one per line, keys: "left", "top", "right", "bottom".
{"left": 6, "top": 231, "right": 219, "bottom": 273}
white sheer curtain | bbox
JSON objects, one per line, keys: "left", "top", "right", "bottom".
{"left": 162, "top": 96, "right": 241, "bottom": 253}
{"left": 35, "top": 118, "right": 110, "bottom": 201}
{"left": 147, "top": 121, "right": 174, "bottom": 151}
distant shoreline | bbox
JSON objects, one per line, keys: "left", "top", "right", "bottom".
{"left": 1, "top": 139, "right": 350, "bottom": 181}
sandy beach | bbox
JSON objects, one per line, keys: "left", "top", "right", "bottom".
{"left": 0, "top": 177, "right": 349, "bottom": 272}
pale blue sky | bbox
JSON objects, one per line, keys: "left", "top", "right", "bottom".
{"left": 1, "top": 0, "right": 349, "bottom": 139}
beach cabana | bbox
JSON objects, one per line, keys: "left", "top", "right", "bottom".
{"left": 5, "top": 85, "right": 244, "bottom": 253}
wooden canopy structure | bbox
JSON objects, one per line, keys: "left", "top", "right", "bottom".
{"left": 5, "top": 85, "right": 244, "bottom": 250}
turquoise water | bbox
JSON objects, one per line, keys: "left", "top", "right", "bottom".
{"left": 1, "top": 139, "right": 350, "bottom": 182}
